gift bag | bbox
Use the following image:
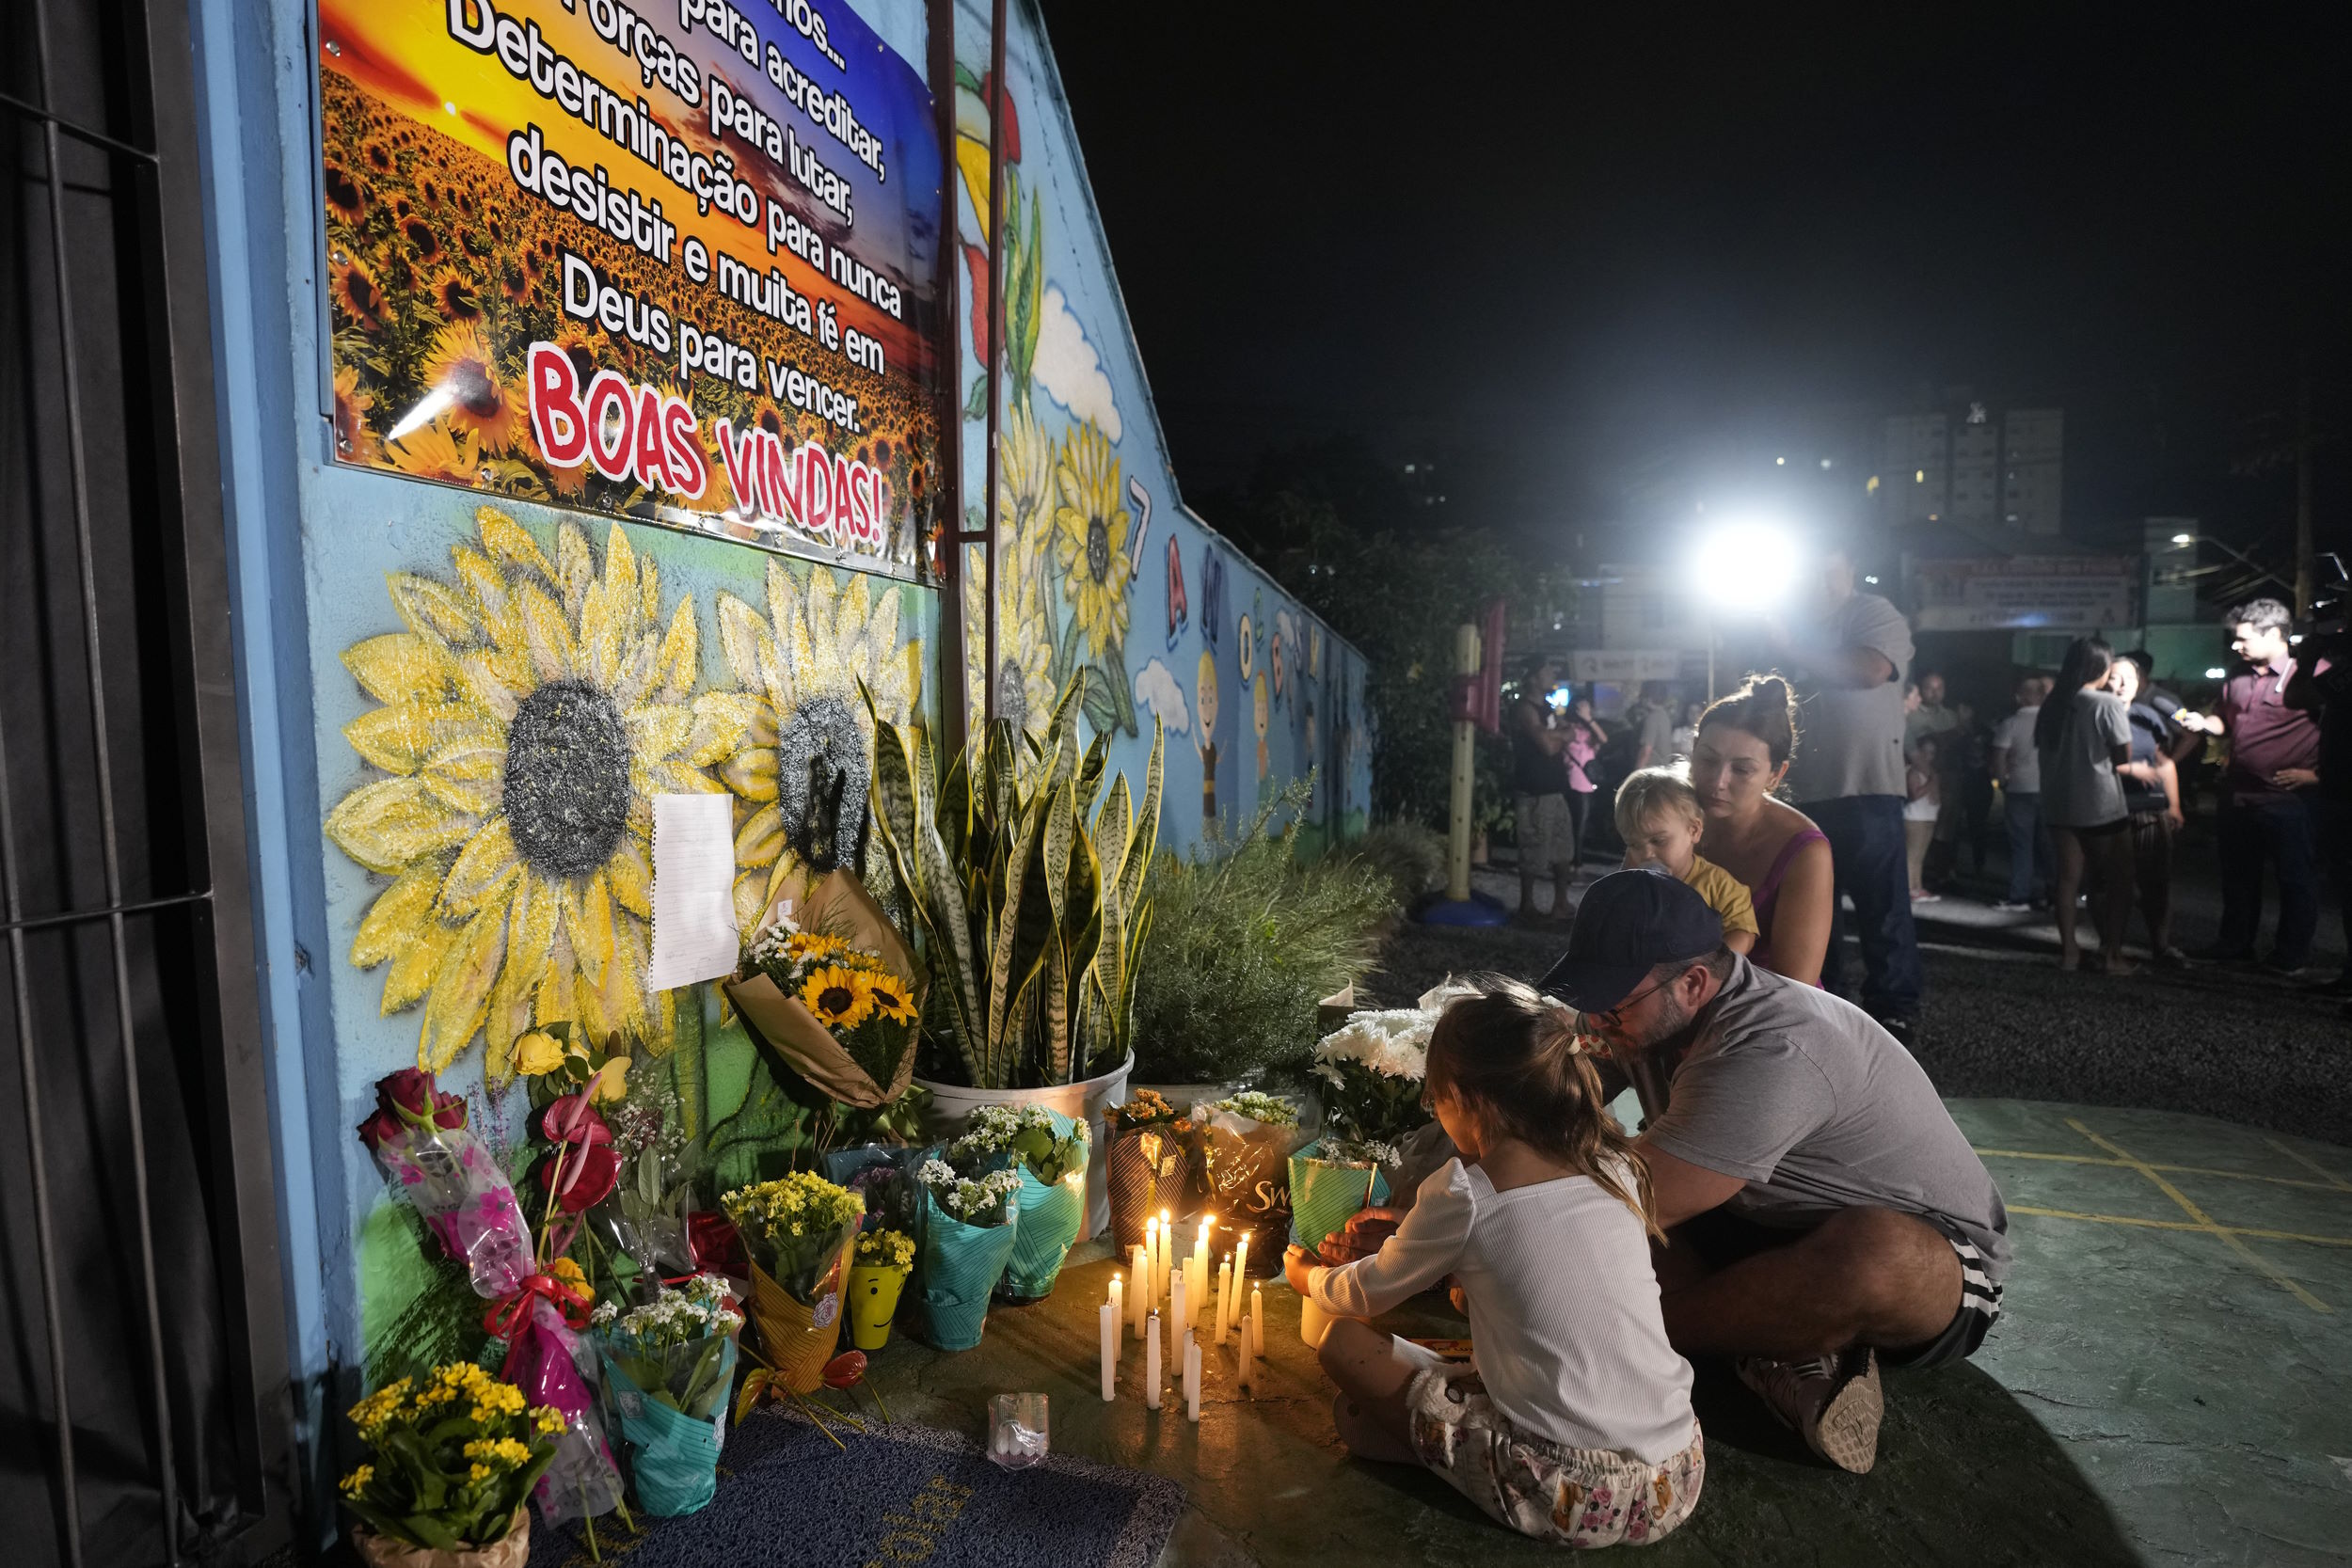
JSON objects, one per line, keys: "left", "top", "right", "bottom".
{"left": 1198, "top": 1107, "right": 1311, "bottom": 1255}
{"left": 915, "top": 1186, "right": 1021, "bottom": 1351}
{"left": 1288, "top": 1140, "right": 1391, "bottom": 1259}
{"left": 746, "top": 1236, "right": 854, "bottom": 1396}
{"left": 1105, "top": 1126, "right": 1193, "bottom": 1251}
{"left": 597, "top": 1350, "right": 733, "bottom": 1517}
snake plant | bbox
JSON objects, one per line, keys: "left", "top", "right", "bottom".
{"left": 863, "top": 680, "right": 1161, "bottom": 1089}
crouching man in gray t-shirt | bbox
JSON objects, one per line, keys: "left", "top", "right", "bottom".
{"left": 1331, "top": 869, "right": 2007, "bottom": 1476}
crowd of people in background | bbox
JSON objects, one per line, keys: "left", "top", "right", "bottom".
{"left": 1502, "top": 557, "right": 2346, "bottom": 1030}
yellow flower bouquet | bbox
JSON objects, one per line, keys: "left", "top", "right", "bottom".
{"left": 722, "top": 1172, "right": 866, "bottom": 1394}
{"left": 340, "top": 1364, "right": 564, "bottom": 1566}
{"left": 724, "top": 867, "right": 925, "bottom": 1113}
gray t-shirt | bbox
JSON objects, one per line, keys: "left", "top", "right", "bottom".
{"left": 1634, "top": 958, "right": 2010, "bottom": 1281}
{"left": 1639, "top": 705, "right": 1674, "bottom": 766}
{"left": 1991, "top": 707, "right": 2042, "bottom": 794}
{"left": 2037, "top": 689, "right": 2131, "bottom": 829}
{"left": 1785, "top": 592, "right": 1915, "bottom": 803}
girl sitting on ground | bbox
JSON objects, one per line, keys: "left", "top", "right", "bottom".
{"left": 1283, "top": 981, "right": 1703, "bottom": 1548}
{"left": 1615, "top": 768, "right": 1758, "bottom": 954}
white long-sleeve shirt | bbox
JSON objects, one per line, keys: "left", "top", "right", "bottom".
{"left": 1310, "top": 1158, "right": 1695, "bottom": 1464}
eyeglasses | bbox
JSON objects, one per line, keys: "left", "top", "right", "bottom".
{"left": 1587, "top": 975, "right": 1672, "bottom": 1031}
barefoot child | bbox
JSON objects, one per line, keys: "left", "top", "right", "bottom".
{"left": 1615, "top": 768, "right": 1757, "bottom": 954}
{"left": 1284, "top": 981, "right": 1703, "bottom": 1547}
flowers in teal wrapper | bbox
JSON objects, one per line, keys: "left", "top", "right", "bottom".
{"left": 949, "top": 1103, "right": 1089, "bottom": 1185}
{"left": 918, "top": 1159, "right": 1023, "bottom": 1227}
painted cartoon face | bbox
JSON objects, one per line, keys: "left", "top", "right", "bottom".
{"left": 1197, "top": 650, "right": 1219, "bottom": 738}
{"left": 1253, "top": 671, "right": 1269, "bottom": 738}
{"left": 1237, "top": 613, "right": 1254, "bottom": 680}
{"left": 1271, "top": 631, "right": 1284, "bottom": 699}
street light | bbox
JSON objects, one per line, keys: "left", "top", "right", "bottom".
{"left": 1693, "top": 522, "right": 1799, "bottom": 700}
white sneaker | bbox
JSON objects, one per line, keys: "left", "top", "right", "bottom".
{"left": 1735, "top": 1347, "right": 1883, "bottom": 1473}
{"left": 1991, "top": 900, "right": 2031, "bottom": 912}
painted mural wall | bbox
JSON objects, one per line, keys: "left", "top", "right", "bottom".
{"left": 190, "top": 0, "right": 1368, "bottom": 1465}
{"left": 944, "top": 0, "right": 1373, "bottom": 856}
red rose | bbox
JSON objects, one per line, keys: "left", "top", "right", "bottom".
{"left": 535, "top": 1143, "right": 620, "bottom": 1212}
{"left": 373, "top": 1068, "right": 466, "bottom": 1131}
{"left": 689, "top": 1211, "right": 751, "bottom": 1282}
{"left": 356, "top": 1107, "right": 403, "bottom": 1151}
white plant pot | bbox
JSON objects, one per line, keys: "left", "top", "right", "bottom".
{"left": 917, "top": 1053, "right": 1135, "bottom": 1240}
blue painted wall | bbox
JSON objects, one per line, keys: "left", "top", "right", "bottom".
{"left": 185, "top": 0, "right": 1366, "bottom": 1538}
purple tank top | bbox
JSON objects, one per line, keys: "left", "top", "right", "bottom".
{"left": 1748, "top": 826, "right": 1828, "bottom": 984}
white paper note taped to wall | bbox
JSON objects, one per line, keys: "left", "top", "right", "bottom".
{"left": 646, "top": 793, "right": 739, "bottom": 992}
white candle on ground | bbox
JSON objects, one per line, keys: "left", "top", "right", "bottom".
{"left": 1250, "top": 1285, "right": 1264, "bottom": 1358}
{"left": 1194, "top": 1217, "right": 1212, "bottom": 1276}
{"left": 1100, "top": 1303, "right": 1116, "bottom": 1401}
{"left": 1233, "top": 1233, "right": 1250, "bottom": 1298}
{"left": 1146, "top": 1310, "right": 1162, "bottom": 1408}
{"left": 1214, "top": 1257, "right": 1233, "bottom": 1344}
{"left": 1130, "top": 1244, "right": 1149, "bottom": 1330}
{"left": 1184, "top": 1333, "right": 1201, "bottom": 1420}
{"left": 1144, "top": 1218, "right": 1160, "bottom": 1301}
{"left": 1171, "top": 1264, "right": 1189, "bottom": 1346}
{"left": 1239, "top": 1302, "right": 1255, "bottom": 1391}
{"left": 1159, "top": 1211, "right": 1174, "bottom": 1299}
{"left": 1110, "top": 1274, "right": 1126, "bottom": 1343}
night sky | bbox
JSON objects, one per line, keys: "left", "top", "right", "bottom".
{"left": 1036, "top": 4, "right": 2340, "bottom": 552}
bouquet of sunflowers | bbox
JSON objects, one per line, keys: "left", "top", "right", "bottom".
{"left": 339, "top": 1363, "right": 564, "bottom": 1566}
{"left": 722, "top": 1171, "right": 866, "bottom": 1395}
{"left": 725, "top": 868, "right": 924, "bottom": 1121}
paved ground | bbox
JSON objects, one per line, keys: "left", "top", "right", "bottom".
{"left": 837, "top": 1101, "right": 2352, "bottom": 1567}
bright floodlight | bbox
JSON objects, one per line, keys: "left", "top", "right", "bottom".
{"left": 1694, "top": 523, "right": 1799, "bottom": 609}
{"left": 2171, "top": 532, "right": 2194, "bottom": 546}
{"left": 2203, "top": 667, "right": 2226, "bottom": 679}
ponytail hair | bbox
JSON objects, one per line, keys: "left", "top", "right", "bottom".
{"left": 1698, "top": 672, "right": 1801, "bottom": 769}
{"left": 1424, "top": 977, "right": 1661, "bottom": 1241}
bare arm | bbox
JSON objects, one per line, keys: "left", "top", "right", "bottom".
{"left": 1826, "top": 645, "right": 1898, "bottom": 689}
{"left": 1724, "top": 928, "right": 1756, "bottom": 956}
{"left": 1756, "top": 837, "right": 1835, "bottom": 986}
{"left": 1629, "top": 1142, "right": 1749, "bottom": 1231}
{"left": 1989, "top": 744, "right": 2010, "bottom": 784}
{"left": 2157, "top": 753, "right": 2182, "bottom": 824}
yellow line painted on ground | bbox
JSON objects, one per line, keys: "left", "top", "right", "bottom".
{"left": 2007, "top": 1204, "right": 2352, "bottom": 1248}
{"left": 1975, "top": 1147, "right": 2352, "bottom": 1195}
{"left": 2264, "top": 1137, "right": 2352, "bottom": 1193}
{"left": 2068, "top": 1118, "right": 2332, "bottom": 1314}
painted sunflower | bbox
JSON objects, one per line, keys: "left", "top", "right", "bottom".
{"left": 327, "top": 508, "right": 749, "bottom": 1076}
{"left": 714, "top": 560, "right": 923, "bottom": 933}
{"left": 799, "top": 965, "right": 873, "bottom": 1030}
{"left": 961, "top": 414, "right": 1057, "bottom": 742}
{"left": 1050, "top": 420, "right": 1131, "bottom": 663}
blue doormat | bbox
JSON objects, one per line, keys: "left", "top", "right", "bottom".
{"left": 526, "top": 1413, "right": 1185, "bottom": 1568}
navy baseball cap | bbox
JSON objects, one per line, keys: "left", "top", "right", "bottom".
{"left": 1538, "top": 868, "right": 1724, "bottom": 1013}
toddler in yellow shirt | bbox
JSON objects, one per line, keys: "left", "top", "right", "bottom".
{"left": 1614, "top": 768, "right": 1757, "bottom": 953}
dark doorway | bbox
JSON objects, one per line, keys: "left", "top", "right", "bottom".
{"left": 2, "top": 1, "right": 296, "bottom": 1564}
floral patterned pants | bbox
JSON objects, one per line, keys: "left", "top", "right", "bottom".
{"left": 1406, "top": 1370, "right": 1704, "bottom": 1547}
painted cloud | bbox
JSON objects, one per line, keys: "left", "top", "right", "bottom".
{"left": 1033, "top": 285, "right": 1122, "bottom": 442}
{"left": 1133, "top": 657, "right": 1191, "bottom": 736}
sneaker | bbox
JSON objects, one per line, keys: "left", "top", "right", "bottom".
{"left": 1910, "top": 890, "right": 1941, "bottom": 904}
{"left": 1991, "top": 900, "right": 2032, "bottom": 913}
{"left": 2153, "top": 946, "right": 2190, "bottom": 971}
{"left": 1878, "top": 1018, "right": 1919, "bottom": 1050}
{"left": 2260, "top": 958, "right": 2312, "bottom": 980}
{"left": 1735, "top": 1347, "right": 1883, "bottom": 1474}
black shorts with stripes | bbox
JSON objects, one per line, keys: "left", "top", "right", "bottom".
{"left": 1677, "top": 1206, "right": 2003, "bottom": 1370}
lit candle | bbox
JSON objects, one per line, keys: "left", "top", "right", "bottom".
{"left": 1110, "top": 1273, "right": 1126, "bottom": 1344}
{"left": 1146, "top": 1309, "right": 1163, "bottom": 1409}
{"left": 1195, "top": 1217, "right": 1212, "bottom": 1276}
{"left": 1214, "top": 1256, "right": 1233, "bottom": 1344}
{"left": 1144, "top": 1218, "right": 1160, "bottom": 1300}
{"left": 1233, "top": 1231, "right": 1250, "bottom": 1293}
{"left": 1250, "top": 1284, "right": 1264, "bottom": 1359}
{"left": 1159, "top": 1210, "right": 1174, "bottom": 1299}
{"left": 1184, "top": 1332, "right": 1201, "bottom": 1420}
{"left": 1171, "top": 1263, "right": 1189, "bottom": 1346}
{"left": 1099, "top": 1302, "right": 1116, "bottom": 1402}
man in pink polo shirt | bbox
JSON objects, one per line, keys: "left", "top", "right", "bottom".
{"left": 2183, "top": 598, "right": 2323, "bottom": 973}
